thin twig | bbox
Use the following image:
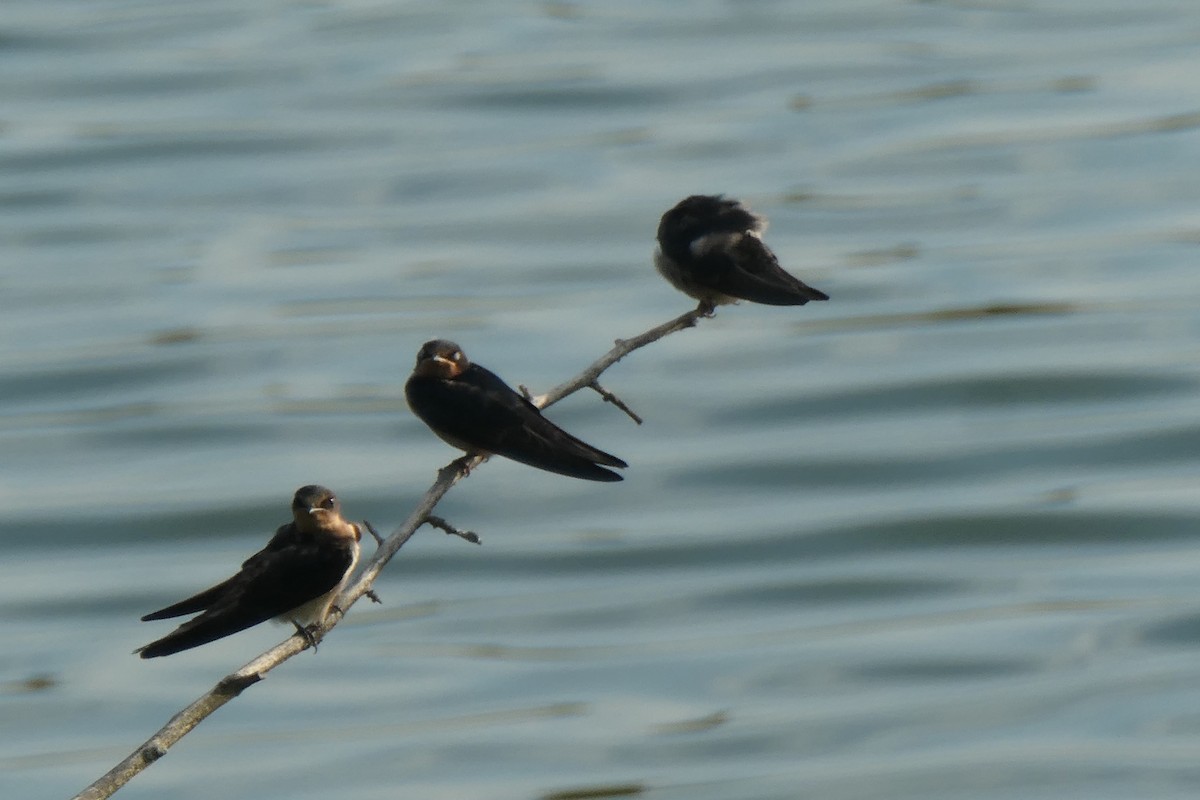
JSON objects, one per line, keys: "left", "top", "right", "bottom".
{"left": 530, "top": 306, "right": 707, "bottom": 408}
{"left": 426, "top": 515, "right": 482, "bottom": 545}
{"left": 358, "top": 522, "right": 386, "bottom": 604}
{"left": 72, "top": 304, "right": 709, "bottom": 800}
{"left": 362, "top": 520, "right": 385, "bottom": 546}
{"left": 588, "top": 380, "right": 642, "bottom": 425}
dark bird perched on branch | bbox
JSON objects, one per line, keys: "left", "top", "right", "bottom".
{"left": 135, "top": 485, "right": 361, "bottom": 658}
{"left": 655, "top": 194, "right": 829, "bottom": 312}
{"left": 405, "top": 339, "right": 628, "bottom": 482}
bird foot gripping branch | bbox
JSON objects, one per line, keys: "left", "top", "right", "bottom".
{"left": 290, "top": 621, "right": 322, "bottom": 652}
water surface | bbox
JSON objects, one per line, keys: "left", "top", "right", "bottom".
{"left": 4, "top": 1, "right": 1200, "bottom": 798}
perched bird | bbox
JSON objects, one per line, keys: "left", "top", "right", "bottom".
{"left": 136, "top": 485, "right": 361, "bottom": 658}
{"left": 655, "top": 194, "right": 829, "bottom": 311}
{"left": 404, "top": 339, "right": 628, "bottom": 482}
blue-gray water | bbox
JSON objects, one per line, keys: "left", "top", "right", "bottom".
{"left": 5, "top": 1, "right": 1200, "bottom": 798}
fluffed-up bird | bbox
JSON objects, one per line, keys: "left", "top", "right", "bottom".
{"left": 655, "top": 194, "right": 829, "bottom": 311}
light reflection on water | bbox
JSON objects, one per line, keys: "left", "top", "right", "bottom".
{"left": 4, "top": 1, "right": 1200, "bottom": 799}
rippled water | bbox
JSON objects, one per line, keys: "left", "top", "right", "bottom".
{"left": 5, "top": 1, "right": 1200, "bottom": 798}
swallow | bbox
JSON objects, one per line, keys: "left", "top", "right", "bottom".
{"left": 655, "top": 194, "right": 829, "bottom": 311}
{"left": 404, "top": 339, "right": 628, "bottom": 482}
{"left": 136, "top": 485, "right": 361, "bottom": 658}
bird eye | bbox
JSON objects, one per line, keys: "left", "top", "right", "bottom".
{"left": 321, "top": 496, "right": 337, "bottom": 509}
{"left": 451, "top": 351, "right": 462, "bottom": 361}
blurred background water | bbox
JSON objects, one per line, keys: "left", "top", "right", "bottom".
{"left": 4, "top": 0, "right": 1200, "bottom": 798}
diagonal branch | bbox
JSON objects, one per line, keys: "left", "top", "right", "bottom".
{"left": 72, "top": 304, "right": 710, "bottom": 800}
{"left": 529, "top": 307, "right": 705, "bottom": 408}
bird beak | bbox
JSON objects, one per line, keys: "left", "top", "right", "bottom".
{"left": 415, "top": 354, "right": 460, "bottom": 379}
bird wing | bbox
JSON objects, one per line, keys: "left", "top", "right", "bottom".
{"left": 136, "top": 537, "right": 354, "bottom": 657}
{"left": 140, "top": 523, "right": 295, "bottom": 621}
{"left": 701, "top": 233, "right": 828, "bottom": 306}
{"left": 408, "top": 365, "right": 627, "bottom": 478}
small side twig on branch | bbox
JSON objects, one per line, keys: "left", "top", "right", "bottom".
{"left": 426, "top": 515, "right": 482, "bottom": 545}
{"left": 72, "top": 303, "right": 709, "bottom": 800}
{"left": 362, "top": 520, "right": 385, "bottom": 546}
{"left": 588, "top": 380, "right": 642, "bottom": 425}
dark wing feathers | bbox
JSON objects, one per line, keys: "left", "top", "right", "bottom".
{"left": 225, "top": 539, "right": 353, "bottom": 618}
{"left": 139, "top": 523, "right": 295, "bottom": 621}
{"left": 136, "top": 536, "right": 354, "bottom": 658}
{"left": 407, "top": 365, "right": 626, "bottom": 481}
{"left": 466, "top": 366, "right": 626, "bottom": 467}
{"left": 705, "top": 234, "right": 828, "bottom": 306}
{"left": 140, "top": 576, "right": 241, "bottom": 621}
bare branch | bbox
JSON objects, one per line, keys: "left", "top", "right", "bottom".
{"left": 73, "top": 643, "right": 294, "bottom": 800}
{"left": 72, "top": 303, "right": 708, "bottom": 800}
{"left": 531, "top": 306, "right": 707, "bottom": 409}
